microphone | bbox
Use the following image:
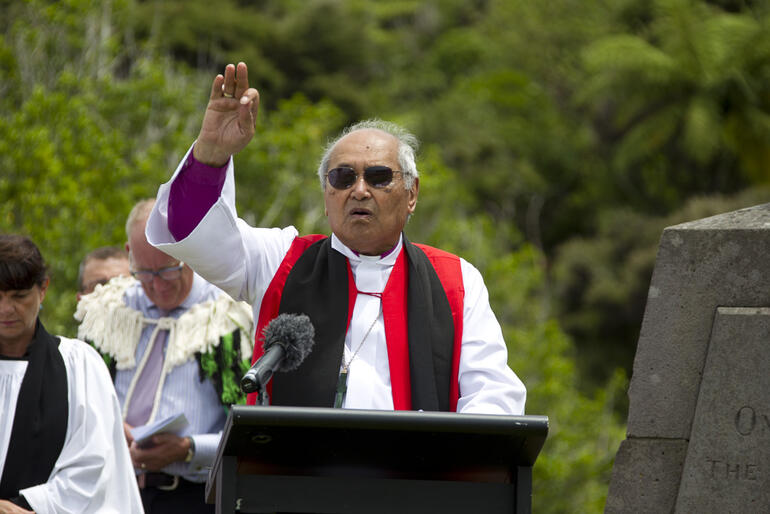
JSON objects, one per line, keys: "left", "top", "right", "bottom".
{"left": 241, "top": 313, "right": 315, "bottom": 396}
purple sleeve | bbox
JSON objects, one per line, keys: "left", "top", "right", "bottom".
{"left": 168, "top": 150, "right": 228, "bottom": 240}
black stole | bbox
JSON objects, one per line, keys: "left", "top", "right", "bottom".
{"left": 271, "top": 236, "right": 455, "bottom": 411}
{"left": 0, "top": 320, "right": 68, "bottom": 499}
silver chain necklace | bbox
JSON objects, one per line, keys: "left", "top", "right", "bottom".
{"left": 334, "top": 299, "right": 382, "bottom": 408}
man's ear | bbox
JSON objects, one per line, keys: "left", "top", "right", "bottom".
{"left": 407, "top": 177, "right": 419, "bottom": 213}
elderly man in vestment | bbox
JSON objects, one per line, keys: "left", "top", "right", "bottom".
{"left": 147, "top": 62, "right": 526, "bottom": 414}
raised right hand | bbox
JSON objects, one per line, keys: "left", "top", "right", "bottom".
{"left": 193, "top": 62, "right": 260, "bottom": 167}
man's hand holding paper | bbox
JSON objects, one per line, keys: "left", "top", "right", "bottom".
{"left": 129, "top": 413, "right": 192, "bottom": 471}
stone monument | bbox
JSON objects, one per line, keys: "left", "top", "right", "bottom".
{"left": 605, "top": 203, "right": 770, "bottom": 513}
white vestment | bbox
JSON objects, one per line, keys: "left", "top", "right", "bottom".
{"left": 0, "top": 338, "right": 144, "bottom": 514}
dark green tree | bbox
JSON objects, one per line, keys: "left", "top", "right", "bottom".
{"left": 580, "top": 0, "right": 770, "bottom": 210}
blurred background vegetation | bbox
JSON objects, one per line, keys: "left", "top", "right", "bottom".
{"left": 1, "top": 0, "right": 768, "bottom": 511}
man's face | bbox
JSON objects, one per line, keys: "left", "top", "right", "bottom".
{"left": 127, "top": 221, "right": 193, "bottom": 312}
{"left": 323, "top": 129, "right": 418, "bottom": 255}
{"left": 79, "top": 257, "right": 130, "bottom": 298}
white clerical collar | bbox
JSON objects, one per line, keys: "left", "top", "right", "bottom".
{"left": 331, "top": 233, "right": 402, "bottom": 267}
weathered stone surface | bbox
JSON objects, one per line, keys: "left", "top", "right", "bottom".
{"left": 627, "top": 204, "right": 770, "bottom": 439}
{"left": 607, "top": 203, "right": 770, "bottom": 512}
{"left": 605, "top": 438, "right": 687, "bottom": 514}
{"left": 675, "top": 307, "right": 770, "bottom": 512}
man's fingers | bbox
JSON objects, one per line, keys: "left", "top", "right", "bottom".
{"left": 234, "top": 62, "right": 249, "bottom": 98}
{"left": 222, "top": 63, "right": 236, "bottom": 97}
{"left": 197, "top": 61, "right": 257, "bottom": 164}
{"left": 240, "top": 88, "right": 260, "bottom": 111}
{"left": 209, "top": 74, "right": 225, "bottom": 100}
{"left": 208, "top": 63, "right": 253, "bottom": 103}
{"left": 238, "top": 88, "right": 260, "bottom": 131}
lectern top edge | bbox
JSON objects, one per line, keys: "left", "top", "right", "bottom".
{"left": 229, "top": 404, "right": 549, "bottom": 435}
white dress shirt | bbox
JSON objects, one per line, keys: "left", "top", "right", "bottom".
{"left": 115, "top": 274, "right": 230, "bottom": 482}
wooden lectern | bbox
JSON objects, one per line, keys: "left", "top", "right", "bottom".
{"left": 206, "top": 405, "right": 548, "bottom": 514}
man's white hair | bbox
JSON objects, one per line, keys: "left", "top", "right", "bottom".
{"left": 317, "top": 119, "right": 419, "bottom": 191}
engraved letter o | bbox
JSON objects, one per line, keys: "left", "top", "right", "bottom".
{"left": 734, "top": 406, "right": 755, "bottom": 436}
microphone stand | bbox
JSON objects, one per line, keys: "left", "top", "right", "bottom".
{"left": 256, "top": 385, "right": 270, "bottom": 406}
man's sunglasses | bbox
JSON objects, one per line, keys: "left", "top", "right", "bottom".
{"left": 326, "top": 165, "right": 402, "bottom": 190}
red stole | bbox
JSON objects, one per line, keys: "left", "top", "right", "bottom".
{"left": 250, "top": 236, "right": 463, "bottom": 411}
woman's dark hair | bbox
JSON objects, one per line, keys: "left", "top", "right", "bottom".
{"left": 0, "top": 234, "right": 49, "bottom": 291}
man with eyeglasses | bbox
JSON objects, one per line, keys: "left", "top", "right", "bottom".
{"left": 147, "top": 62, "right": 525, "bottom": 415}
{"left": 75, "top": 198, "right": 253, "bottom": 514}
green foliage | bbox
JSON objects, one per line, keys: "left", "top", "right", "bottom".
{"left": 551, "top": 185, "right": 770, "bottom": 391}
{"left": 406, "top": 144, "right": 524, "bottom": 270}
{"left": 580, "top": 0, "right": 770, "bottom": 208}
{"left": 521, "top": 327, "right": 627, "bottom": 513}
{"left": 231, "top": 94, "right": 345, "bottom": 233}
{"left": 0, "top": 79, "right": 166, "bottom": 335}
{"left": 131, "top": 0, "right": 394, "bottom": 118}
{"left": 3, "top": 0, "right": 770, "bottom": 512}
{"left": 485, "top": 247, "right": 626, "bottom": 513}
{"left": 0, "top": 0, "right": 204, "bottom": 335}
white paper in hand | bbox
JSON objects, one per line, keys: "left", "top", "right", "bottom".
{"left": 130, "top": 413, "right": 189, "bottom": 446}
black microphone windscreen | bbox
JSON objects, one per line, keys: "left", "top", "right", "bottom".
{"left": 261, "top": 313, "right": 315, "bottom": 371}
